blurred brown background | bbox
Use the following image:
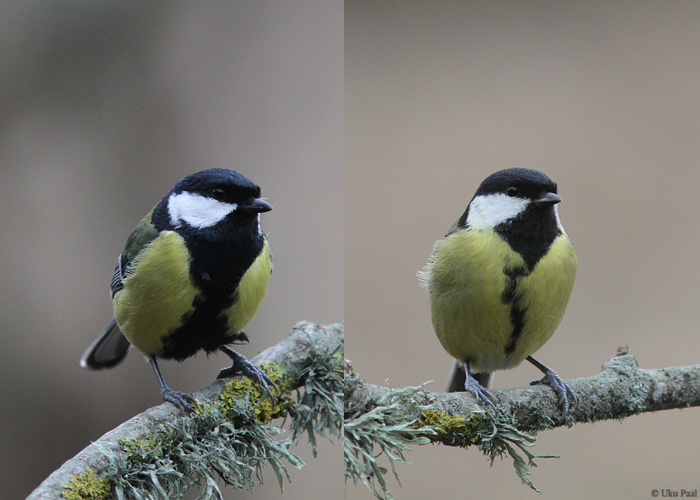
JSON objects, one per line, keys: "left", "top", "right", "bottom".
{"left": 346, "top": 1, "right": 700, "bottom": 499}
{"left": 0, "top": 1, "right": 342, "bottom": 499}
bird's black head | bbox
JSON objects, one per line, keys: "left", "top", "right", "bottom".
{"left": 458, "top": 168, "right": 562, "bottom": 231}
{"left": 152, "top": 169, "right": 272, "bottom": 233}
{"left": 474, "top": 168, "right": 558, "bottom": 201}
{"left": 458, "top": 168, "right": 566, "bottom": 269}
{"left": 172, "top": 168, "right": 260, "bottom": 203}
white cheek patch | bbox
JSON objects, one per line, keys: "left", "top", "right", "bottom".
{"left": 465, "top": 193, "right": 529, "bottom": 231}
{"left": 168, "top": 192, "right": 238, "bottom": 229}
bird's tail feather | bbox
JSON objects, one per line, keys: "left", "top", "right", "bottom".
{"left": 80, "top": 319, "right": 131, "bottom": 370}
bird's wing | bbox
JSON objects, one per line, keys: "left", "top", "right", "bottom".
{"left": 109, "top": 209, "right": 160, "bottom": 299}
{"left": 82, "top": 210, "right": 161, "bottom": 370}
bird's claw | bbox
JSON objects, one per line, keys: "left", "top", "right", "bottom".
{"left": 161, "top": 387, "right": 197, "bottom": 414}
{"left": 464, "top": 374, "right": 497, "bottom": 411}
{"left": 531, "top": 368, "right": 577, "bottom": 425}
{"left": 217, "top": 348, "right": 277, "bottom": 407}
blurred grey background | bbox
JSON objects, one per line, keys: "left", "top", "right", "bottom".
{"left": 346, "top": 1, "right": 700, "bottom": 499}
{"left": 0, "top": 1, "right": 342, "bottom": 499}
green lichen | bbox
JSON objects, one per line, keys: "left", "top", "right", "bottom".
{"left": 219, "top": 362, "right": 295, "bottom": 423}
{"left": 62, "top": 468, "right": 110, "bottom": 500}
{"left": 75, "top": 328, "right": 343, "bottom": 500}
{"left": 416, "top": 410, "right": 495, "bottom": 446}
{"left": 107, "top": 400, "right": 304, "bottom": 499}
{"left": 345, "top": 378, "right": 557, "bottom": 497}
{"left": 119, "top": 433, "right": 165, "bottom": 466}
{"left": 418, "top": 410, "right": 469, "bottom": 441}
{"left": 107, "top": 363, "right": 304, "bottom": 499}
{"left": 417, "top": 408, "right": 555, "bottom": 492}
{"left": 331, "top": 351, "right": 344, "bottom": 373}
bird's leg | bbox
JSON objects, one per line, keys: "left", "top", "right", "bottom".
{"left": 149, "top": 357, "right": 196, "bottom": 413}
{"left": 527, "top": 355, "right": 577, "bottom": 425}
{"left": 217, "top": 346, "right": 276, "bottom": 406}
{"left": 462, "top": 361, "right": 497, "bottom": 411}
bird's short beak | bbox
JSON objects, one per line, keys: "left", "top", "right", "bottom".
{"left": 244, "top": 198, "right": 273, "bottom": 214}
{"left": 534, "top": 192, "right": 562, "bottom": 206}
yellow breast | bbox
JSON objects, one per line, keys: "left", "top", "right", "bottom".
{"left": 112, "top": 231, "right": 199, "bottom": 357}
{"left": 423, "top": 228, "right": 577, "bottom": 372}
{"left": 223, "top": 239, "right": 272, "bottom": 333}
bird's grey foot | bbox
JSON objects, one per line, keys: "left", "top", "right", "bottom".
{"left": 217, "top": 346, "right": 276, "bottom": 406}
{"left": 161, "top": 387, "right": 196, "bottom": 413}
{"left": 463, "top": 362, "right": 497, "bottom": 411}
{"left": 527, "top": 356, "right": 577, "bottom": 425}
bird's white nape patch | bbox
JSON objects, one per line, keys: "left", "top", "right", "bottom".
{"left": 167, "top": 192, "right": 237, "bottom": 229}
{"left": 466, "top": 193, "right": 529, "bottom": 230}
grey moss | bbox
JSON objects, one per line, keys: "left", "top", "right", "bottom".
{"left": 344, "top": 350, "right": 700, "bottom": 498}
{"left": 343, "top": 377, "right": 550, "bottom": 498}
{"left": 29, "top": 322, "right": 344, "bottom": 500}
{"left": 287, "top": 327, "right": 344, "bottom": 457}
{"left": 344, "top": 380, "right": 438, "bottom": 500}
{"left": 103, "top": 400, "right": 304, "bottom": 499}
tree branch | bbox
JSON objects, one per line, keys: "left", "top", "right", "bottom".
{"left": 344, "top": 347, "right": 700, "bottom": 498}
{"left": 29, "top": 321, "right": 344, "bottom": 500}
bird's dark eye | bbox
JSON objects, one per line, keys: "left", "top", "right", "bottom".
{"left": 212, "top": 188, "right": 227, "bottom": 201}
{"left": 506, "top": 186, "right": 519, "bottom": 197}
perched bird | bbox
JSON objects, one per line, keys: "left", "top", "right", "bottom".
{"left": 419, "top": 168, "right": 578, "bottom": 423}
{"left": 81, "top": 168, "right": 274, "bottom": 412}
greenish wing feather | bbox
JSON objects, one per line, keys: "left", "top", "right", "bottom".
{"left": 110, "top": 209, "right": 160, "bottom": 298}
{"left": 123, "top": 209, "right": 160, "bottom": 264}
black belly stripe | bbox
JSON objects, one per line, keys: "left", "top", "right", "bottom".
{"left": 502, "top": 264, "right": 530, "bottom": 356}
{"left": 493, "top": 206, "right": 562, "bottom": 357}
{"left": 158, "top": 227, "right": 266, "bottom": 361}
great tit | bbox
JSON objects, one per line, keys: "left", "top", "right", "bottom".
{"left": 81, "top": 168, "right": 274, "bottom": 412}
{"left": 419, "top": 168, "right": 578, "bottom": 423}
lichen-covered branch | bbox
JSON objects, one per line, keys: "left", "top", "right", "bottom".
{"left": 29, "top": 321, "right": 344, "bottom": 500}
{"left": 344, "top": 348, "right": 700, "bottom": 498}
